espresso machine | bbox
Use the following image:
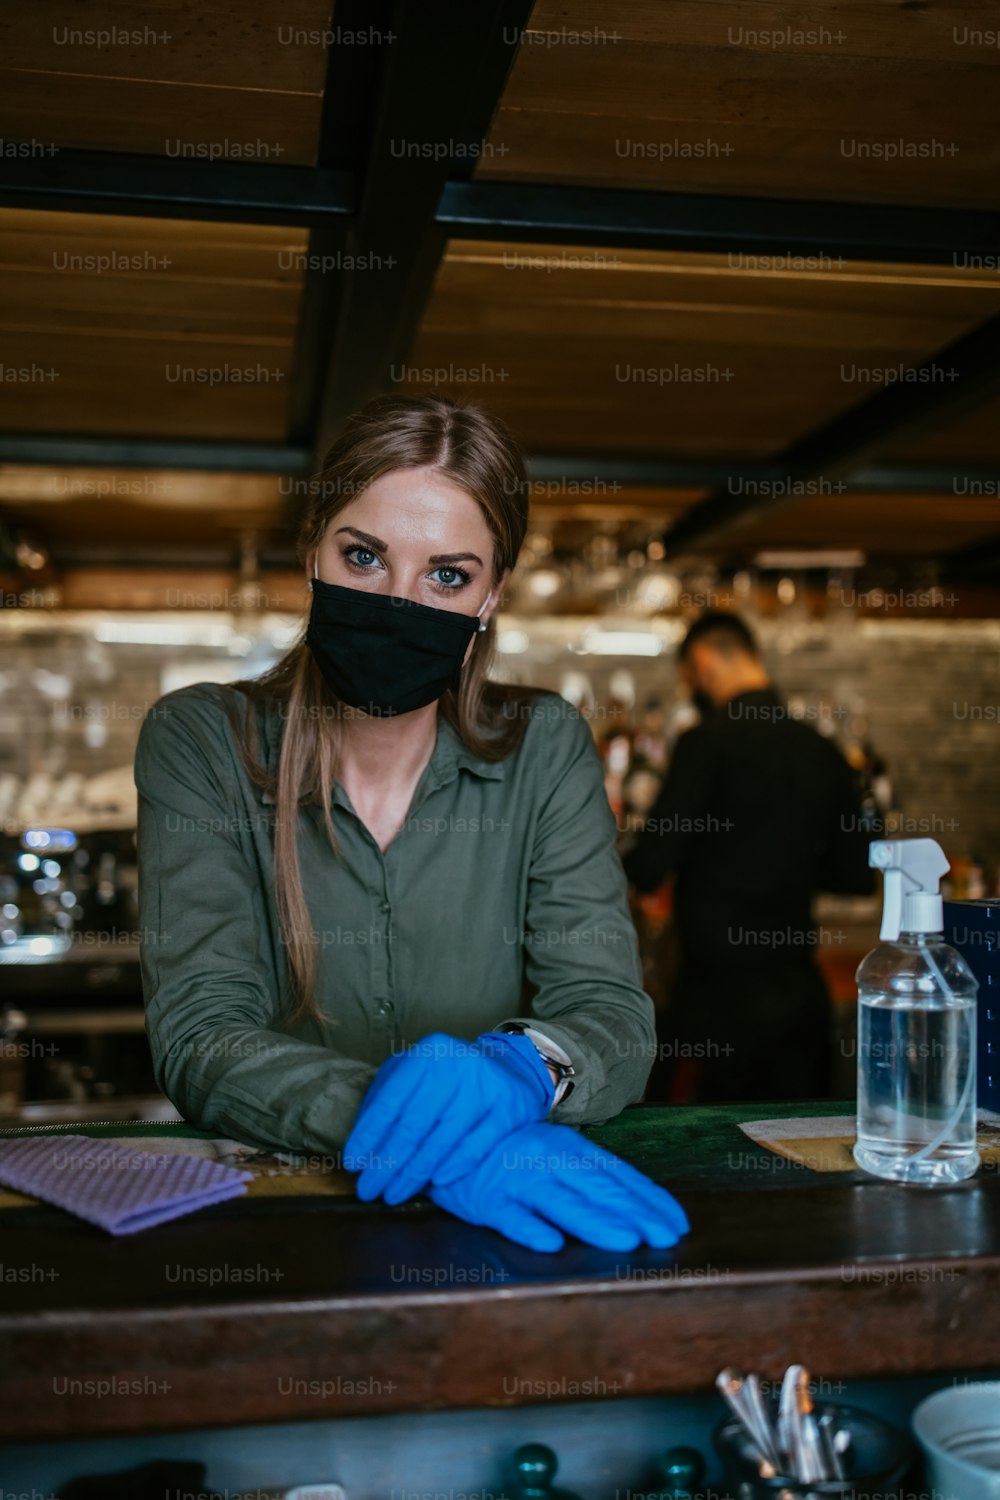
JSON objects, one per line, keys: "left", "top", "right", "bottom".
{"left": 0, "top": 823, "right": 165, "bottom": 1119}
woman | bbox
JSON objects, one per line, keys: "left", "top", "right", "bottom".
{"left": 136, "top": 394, "right": 689, "bottom": 1253}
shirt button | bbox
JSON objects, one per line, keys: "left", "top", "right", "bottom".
{"left": 377, "top": 1000, "right": 394, "bottom": 1015}
{"left": 379, "top": 901, "right": 391, "bottom": 914}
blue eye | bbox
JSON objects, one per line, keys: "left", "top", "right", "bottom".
{"left": 430, "top": 566, "right": 471, "bottom": 590}
{"left": 343, "top": 545, "right": 382, "bottom": 571}
{"left": 342, "top": 545, "right": 471, "bottom": 594}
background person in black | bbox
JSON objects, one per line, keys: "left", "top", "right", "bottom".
{"left": 622, "top": 611, "right": 874, "bottom": 1104}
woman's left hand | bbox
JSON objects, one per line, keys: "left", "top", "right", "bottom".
{"left": 428, "top": 1121, "right": 691, "bottom": 1252}
{"left": 343, "top": 1030, "right": 555, "bottom": 1203}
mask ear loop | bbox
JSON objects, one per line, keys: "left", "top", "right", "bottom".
{"left": 307, "top": 553, "right": 317, "bottom": 592}
{"left": 476, "top": 588, "right": 494, "bottom": 633}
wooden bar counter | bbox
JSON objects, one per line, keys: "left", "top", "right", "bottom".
{"left": 2, "top": 1101, "right": 999, "bottom": 1444}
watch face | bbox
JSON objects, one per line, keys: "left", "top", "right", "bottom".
{"left": 497, "top": 1023, "right": 574, "bottom": 1084}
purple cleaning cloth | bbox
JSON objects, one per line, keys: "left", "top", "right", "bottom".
{"left": 0, "top": 1134, "right": 253, "bottom": 1235}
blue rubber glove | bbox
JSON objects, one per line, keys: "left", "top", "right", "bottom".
{"left": 343, "top": 1031, "right": 555, "bottom": 1204}
{"left": 427, "top": 1122, "right": 691, "bottom": 1253}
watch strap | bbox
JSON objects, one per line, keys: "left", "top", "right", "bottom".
{"left": 493, "top": 1022, "right": 576, "bottom": 1106}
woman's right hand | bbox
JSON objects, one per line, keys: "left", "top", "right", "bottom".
{"left": 427, "top": 1121, "right": 691, "bottom": 1253}
{"left": 343, "top": 1031, "right": 555, "bottom": 1204}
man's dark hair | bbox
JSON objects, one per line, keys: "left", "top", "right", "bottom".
{"left": 678, "top": 610, "right": 760, "bottom": 662}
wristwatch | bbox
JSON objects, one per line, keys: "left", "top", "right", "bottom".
{"left": 494, "top": 1021, "right": 576, "bottom": 1106}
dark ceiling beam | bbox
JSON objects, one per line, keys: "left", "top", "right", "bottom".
{"left": 438, "top": 180, "right": 1000, "bottom": 267}
{"left": 2, "top": 434, "right": 999, "bottom": 500}
{"left": 308, "top": 0, "right": 536, "bottom": 467}
{"left": 658, "top": 310, "right": 1000, "bottom": 559}
{"left": 944, "top": 533, "right": 1000, "bottom": 580}
{"left": 0, "top": 149, "right": 352, "bottom": 228}
{"left": 847, "top": 464, "right": 1000, "bottom": 495}
{"left": 0, "top": 436, "right": 309, "bottom": 471}
{"left": 525, "top": 455, "right": 1000, "bottom": 495}
{"left": 5, "top": 149, "right": 1000, "bottom": 271}
{"left": 285, "top": 0, "right": 395, "bottom": 447}
{"left": 3, "top": 150, "right": 995, "bottom": 271}
{"left": 526, "top": 454, "right": 749, "bottom": 489}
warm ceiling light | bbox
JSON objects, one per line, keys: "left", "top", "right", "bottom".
{"left": 577, "top": 630, "right": 666, "bottom": 656}
{"left": 635, "top": 572, "right": 681, "bottom": 611}
{"left": 528, "top": 568, "right": 564, "bottom": 597}
{"left": 15, "top": 538, "right": 48, "bottom": 570}
{"left": 496, "top": 629, "right": 529, "bottom": 654}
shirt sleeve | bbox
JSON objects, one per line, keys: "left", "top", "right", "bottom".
{"left": 135, "top": 687, "right": 376, "bottom": 1156}
{"left": 620, "top": 725, "right": 714, "bottom": 892}
{"left": 494, "top": 704, "right": 657, "bottom": 1126}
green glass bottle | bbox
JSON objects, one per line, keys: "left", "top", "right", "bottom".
{"left": 508, "top": 1443, "right": 581, "bottom": 1500}
{"left": 646, "top": 1445, "right": 706, "bottom": 1500}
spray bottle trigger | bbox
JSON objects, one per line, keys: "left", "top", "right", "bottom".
{"left": 879, "top": 868, "right": 903, "bottom": 942}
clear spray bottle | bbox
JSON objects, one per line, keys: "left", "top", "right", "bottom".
{"left": 853, "top": 837, "right": 980, "bottom": 1185}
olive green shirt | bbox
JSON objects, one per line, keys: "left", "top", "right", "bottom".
{"left": 135, "top": 682, "right": 655, "bottom": 1156}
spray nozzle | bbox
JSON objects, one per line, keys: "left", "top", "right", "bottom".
{"left": 869, "top": 837, "right": 951, "bottom": 941}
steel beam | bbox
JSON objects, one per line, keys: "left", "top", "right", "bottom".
{"left": 0, "top": 149, "right": 352, "bottom": 228}
{"left": 659, "top": 311, "right": 1000, "bottom": 557}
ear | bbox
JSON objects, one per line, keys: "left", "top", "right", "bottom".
{"left": 689, "top": 640, "right": 715, "bottom": 677}
{"left": 462, "top": 568, "right": 509, "bottom": 666}
{"left": 480, "top": 566, "right": 511, "bottom": 629}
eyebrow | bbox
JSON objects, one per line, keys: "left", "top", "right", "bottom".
{"left": 334, "top": 525, "right": 483, "bottom": 567}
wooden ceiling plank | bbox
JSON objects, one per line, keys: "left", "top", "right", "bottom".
{"left": 0, "top": 275, "right": 303, "bottom": 339}
{"left": 0, "top": 0, "right": 331, "bottom": 92}
{"left": 496, "top": 40, "right": 999, "bottom": 131}
{"left": 0, "top": 70, "right": 321, "bottom": 165}
{"left": 478, "top": 111, "right": 999, "bottom": 209}
{"left": 525, "top": 0, "right": 1000, "bottom": 63}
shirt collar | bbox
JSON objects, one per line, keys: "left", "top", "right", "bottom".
{"left": 718, "top": 686, "right": 783, "bottom": 710}
{"left": 255, "top": 696, "right": 506, "bottom": 805}
{"left": 434, "top": 711, "right": 508, "bottom": 784}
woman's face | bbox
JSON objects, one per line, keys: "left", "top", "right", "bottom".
{"left": 310, "top": 462, "right": 509, "bottom": 663}
{"left": 311, "top": 466, "right": 508, "bottom": 648}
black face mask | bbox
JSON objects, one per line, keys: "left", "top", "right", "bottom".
{"left": 305, "top": 564, "right": 493, "bottom": 717}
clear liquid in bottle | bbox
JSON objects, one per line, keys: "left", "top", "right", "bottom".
{"left": 853, "top": 935, "right": 979, "bottom": 1186}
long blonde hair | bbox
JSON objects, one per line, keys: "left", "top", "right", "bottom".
{"left": 224, "top": 393, "right": 542, "bottom": 1023}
